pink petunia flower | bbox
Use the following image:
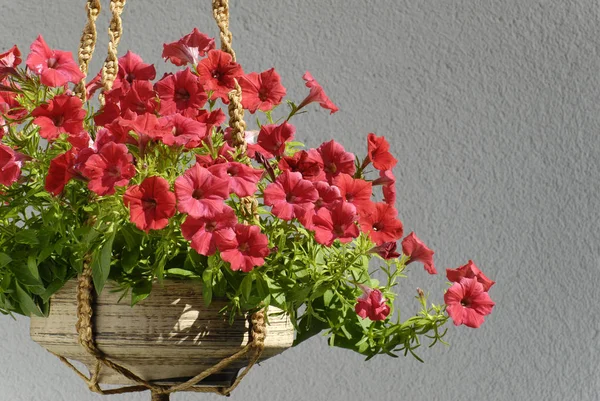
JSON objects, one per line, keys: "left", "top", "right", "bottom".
{"left": 119, "top": 80, "right": 160, "bottom": 115}
{"left": 359, "top": 201, "right": 404, "bottom": 246}
{"left": 444, "top": 277, "right": 495, "bottom": 328}
{"left": 0, "top": 144, "right": 21, "bottom": 187}
{"left": 123, "top": 176, "right": 176, "bottom": 232}
{"left": 317, "top": 140, "right": 356, "bottom": 182}
{"left": 196, "top": 49, "right": 244, "bottom": 102}
{"left": 45, "top": 150, "right": 77, "bottom": 195}
{"left": 312, "top": 201, "right": 359, "bottom": 246}
{"left": 401, "top": 232, "right": 436, "bottom": 274}
{"left": 220, "top": 224, "right": 270, "bottom": 272}
{"left": 332, "top": 173, "right": 373, "bottom": 213}
{"left": 180, "top": 206, "right": 237, "bottom": 256}
{"left": 278, "top": 149, "right": 326, "bottom": 182}
{"left": 239, "top": 68, "right": 287, "bottom": 113}
{"left": 263, "top": 171, "right": 318, "bottom": 221}
{"left": 159, "top": 114, "right": 209, "bottom": 148}
{"left": 372, "top": 169, "right": 396, "bottom": 205}
{"left": 0, "top": 45, "right": 21, "bottom": 78}
{"left": 446, "top": 260, "right": 495, "bottom": 292}
{"left": 175, "top": 164, "right": 229, "bottom": 218}
{"left": 297, "top": 71, "right": 339, "bottom": 114}
{"left": 257, "top": 122, "right": 295, "bottom": 158}
{"left": 355, "top": 286, "right": 390, "bottom": 321}
{"left": 87, "top": 51, "right": 156, "bottom": 98}
{"left": 82, "top": 142, "right": 136, "bottom": 196}
{"left": 366, "top": 133, "right": 398, "bottom": 171}
{"left": 155, "top": 68, "right": 207, "bottom": 115}
{"left": 26, "top": 35, "right": 84, "bottom": 87}
{"left": 31, "top": 94, "right": 85, "bottom": 141}
{"left": 162, "top": 28, "right": 215, "bottom": 67}
{"left": 208, "top": 162, "right": 263, "bottom": 198}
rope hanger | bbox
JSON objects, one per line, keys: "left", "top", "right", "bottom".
{"left": 56, "top": 1, "right": 266, "bottom": 400}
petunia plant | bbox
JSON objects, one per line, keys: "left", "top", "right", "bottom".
{"left": 0, "top": 30, "right": 495, "bottom": 359}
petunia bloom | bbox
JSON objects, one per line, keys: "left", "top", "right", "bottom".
{"left": 297, "top": 71, "right": 339, "bottom": 114}
{"left": 45, "top": 150, "right": 77, "bottom": 195}
{"left": 372, "top": 169, "right": 396, "bottom": 205}
{"left": 257, "top": 122, "right": 295, "bottom": 158}
{"left": 31, "top": 94, "right": 85, "bottom": 140}
{"left": 82, "top": 142, "right": 136, "bottom": 196}
{"left": 446, "top": 260, "right": 495, "bottom": 292}
{"left": 366, "top": 133, "right": 398, "bottom": 171}
{"left": 26, "top": 35, "right": 84, "bottom": 87}
{"left": 332, "top": 173, "right": 373, "bottom": 213}
{"left": 181, "top": 206, "right": 237, "bottom": 256}
{"left": 196, "top": 49, "right": 244, "bottom": 102}
{"left": 359, "top": 201, "right": 404, "bottom": 246}
{"left": 355, "top": 286, "right": 390, "bottom": 321}
{"left": 123, "top": 176, "right": 176, "bottom": 232}
{"left": 369, "top": 242, "right": 400, "bottom": 260}
{"left": 239, "top": 68, "right": 286, "bottom": 113}
{"left": 444, "top": 277, "right": 495, "bottom": 328}
{"left": 155, "top": 68, "right": 207, "bottom": 115}
{"left": 175, "top": 163, "right": 229, "bottom": 218}
{"left": 0, "top": 144, "right": 21, "bottom": 186}
{"left": 87, "top": 51, "right": 156, "bottom": 98}
{"left": 312, "top": 201, "right": 359, "bottom": 246}
{"left": 401, "top": 232, "right": 436, "bottom": 274}
{"left": 263, "top": 171, "right": 318, "bottom": 221}
{"left": 279, "top": 149, "right": 326, "bottom": 182}
{"left": 317, "top": 140, "right": 356, "bottom": 182}
{"left": 208, "top": 162, "right": 263, "bottom": 198}
{"left": 220, "top": 224, "right": 270, "bottom": 272}
{"left": 162, "top": 28, "right": 215, "bottom": 67}
{"left": 0, "top": 45, "right": 21, "bottom": 78}
{"left": 159, "top": 114, "right": 209, "bottom": 148}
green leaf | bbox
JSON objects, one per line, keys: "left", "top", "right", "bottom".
{"left": 14, "top": 229, "right": 39, "bottom": 245}
{"left": 202, "top": 268, "right": 213, "bottom": 306}
{"left": 120, "top": 248, "right": 139, "bottom": 273}
{"left": 131, "top": 280, "right": 152, "bottom": 306}
{"left": 0, "top": 253, "right": 12, "bottom": 268}
{"left": 40, "top": 279, "right": 65, "bottom": 303}
{"left": 14, "top": 282, "right": 43, "bottom": 317}
{"left": 240, "top": 274, "right": 253, "bottom": 302}
{"left": 91, "top": 231, "right": 116, "bottom": 294}
{"left": 166, "top": 268, "right": 200, "bottom": 278}
{"left": 26, "top": 255, "right": 41, "bottom": 282}
{"left": 323, "top": 289, "right": 334, "bottom": 307}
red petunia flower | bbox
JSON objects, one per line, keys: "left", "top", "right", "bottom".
{"left": 159, "top": 114, "right": 209, "bottom": 148}
{"left": 219, "top": 224, "right": 270, "bottom": 272}
{"left": 0, "top": 45, "right": 21, "bottom": 78}
{"left": 239, "top": 68, "right": 286, "bottom": 113}
{"left": 195, "top": 108, "right": 226, "bottom": 129}
{"left": 401, "top": 232, "right": 436, "bottom": 274}
{"left": 256, "top": 122, "right": 295, "bottom": 158}
{"left": 355, "top": 286, "right": 390, "bottom": 321}
{"left": 317, "top": 140, "right": 356, "bottom": 182}
{"left": 175, "top": 163, "right": 229, "bottom": 218}
{"left": 82, "top": 142, "right": 136, "bottom": 196}
{"left": 180, "top": 206, "right": 237, "bottom": 256}
{"left": 120, "top": 80, "right": 159, "bottom": 115}
{"left": 369, "top": 242, "right": 400, "bottom": 260}
{"left": 162, "top": 28, "right": 215, "bottom": 67}
{"left": 444, "top": 277, "right": 495, "bottom": 328}
{"left": 332, "top": 173, "right": 373, "bottom": 213}
{"left": 372, "top": 169, "right": 396, "bottom": 205}
{"left": 0, "top": 144, "right": 21, "bottom": 187}
{"left": 297, "top": 71, "right": 339, "bottom": 114}
{"left": 446, "top": 260, "right": 495, "bottom": 292}
{"left": 155, "top": 68, "right": 207, "bottom": 115}
{"left": 279, "top": 149, "right": 326, "bottom": 182}
{"left": 263, "top": 171, "right": 318, "bottom": 221}
{"left": 123, "top": 176, "right": 176, "bottom": 232}
{"left": 196, "top": 49, "right": 244, "bottom": 102}
{"left": 366, "top": 133, "right": 397, "bottom": 171}
{"left": 312, "top": 201, "right": 359, "bottom": 246}
{"left": 313, "top": 181, "right": 342, "bottom": 211}
{"left": 0, "top": 87, "right": 27, "bottom": 121}
{"left": 208, "top": 162, "right": 263, "bottom": 198}
{"left": 195, "top": 143, "right": 236, "bottom": 167}
{"left": 45, "top": 149, "right": 77, "bottom": 195}
{"left": 87, "top": 51, "right": 156, "bottom": 98}
{"left": 31, "top": 94, "right": 85, "bottom": 141}
{"left": 359, "top": 201, "right": 404, "bottom": 246}
{"left": 26, "top": 35, "right": 84, "bottom": 87}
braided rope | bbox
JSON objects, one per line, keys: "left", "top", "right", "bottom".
{"left": 74, "top": 0, "right": 101, "bottom": 101}
{"left": 212, "top": 0, "right": 236, "bottom": 62}
{"left": 99, "top": 0, "right": 126, "bottom": 105}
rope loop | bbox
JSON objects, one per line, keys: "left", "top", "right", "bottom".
{"left": 74, "top": 0, "right": 102, "bottom": 101}
{"left": 212, "top": 0, "right": 236, "bottom": 62}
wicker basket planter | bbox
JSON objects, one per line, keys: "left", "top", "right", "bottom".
{"left": 30, "top": 279, "right": 294, "bottom": 388}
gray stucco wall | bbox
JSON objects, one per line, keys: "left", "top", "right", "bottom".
{"left": 1, "top": 1, "right": 599, "bottom": 400}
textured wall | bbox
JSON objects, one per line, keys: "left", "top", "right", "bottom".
{"left": 1, "top": 1, "right": 599, "bottom": 400}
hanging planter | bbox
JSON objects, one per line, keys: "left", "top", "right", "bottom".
{"left": 0, "top": 0, "right": 497, "bottom": 399}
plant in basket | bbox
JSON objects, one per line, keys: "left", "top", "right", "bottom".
{"left": 0, "top": 0, "right": 496, "bottom": 399}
